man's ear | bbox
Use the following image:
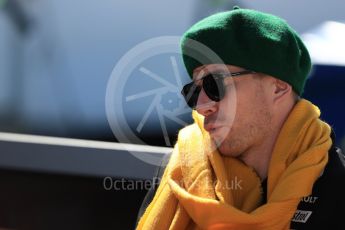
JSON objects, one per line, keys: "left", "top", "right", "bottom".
{"left": 273, "top": 79, "right": 292, "bottom": 102}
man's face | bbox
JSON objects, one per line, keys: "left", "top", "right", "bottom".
{"left": 193, "top": 64, "right": 273, "bottom": 157}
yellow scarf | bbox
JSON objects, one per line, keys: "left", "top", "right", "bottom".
{"left": 137, "top": 99, "right": 332, "bottom": 230}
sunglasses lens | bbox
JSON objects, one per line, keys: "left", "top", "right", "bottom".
{"left": 203, "top": 75, "right": 225, "bottom": 101}
{"left": 182, "top": 83, "right": 200, "bottom": 108}
{"left": 181, "top": 74, "right": 227, "bottom": 108}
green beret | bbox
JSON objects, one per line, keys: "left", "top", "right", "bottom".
{"left": 181, "top": 6, "right": 311, "bottom": 95}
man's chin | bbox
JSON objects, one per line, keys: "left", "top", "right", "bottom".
{"left": 211, "top": 136, "right": 223, "bottom": 148}
{"left": 214, "top": 141, "right": 239, "bottom": 157}
{"left": 213, "top": 139, "right": 228, "bottom": 154}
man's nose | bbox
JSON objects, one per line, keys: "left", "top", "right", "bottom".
{"left": 195, "top": 88, "right": 217, "bottom": 117}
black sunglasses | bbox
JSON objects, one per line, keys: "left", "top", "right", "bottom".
{"left": 181, "top": 70, "right": 255, "bottom": 109}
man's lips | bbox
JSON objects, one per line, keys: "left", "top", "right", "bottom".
{"left": 204, "top": 124, "right": 222, "bottom": 133}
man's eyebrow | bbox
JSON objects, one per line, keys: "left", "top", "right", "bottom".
{"left": 193, "top": 69, "right": 207, "bottom": 81}
{"left": 194, "top": 69, "right": 231, "bottom": 80}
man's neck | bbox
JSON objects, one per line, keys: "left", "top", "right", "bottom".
{"left": 239, "top": 131, "right": 279, "bottom": 181}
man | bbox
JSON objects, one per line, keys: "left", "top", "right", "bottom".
{"left": 136, "top": 7, "right": 345, "bottom": 230}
